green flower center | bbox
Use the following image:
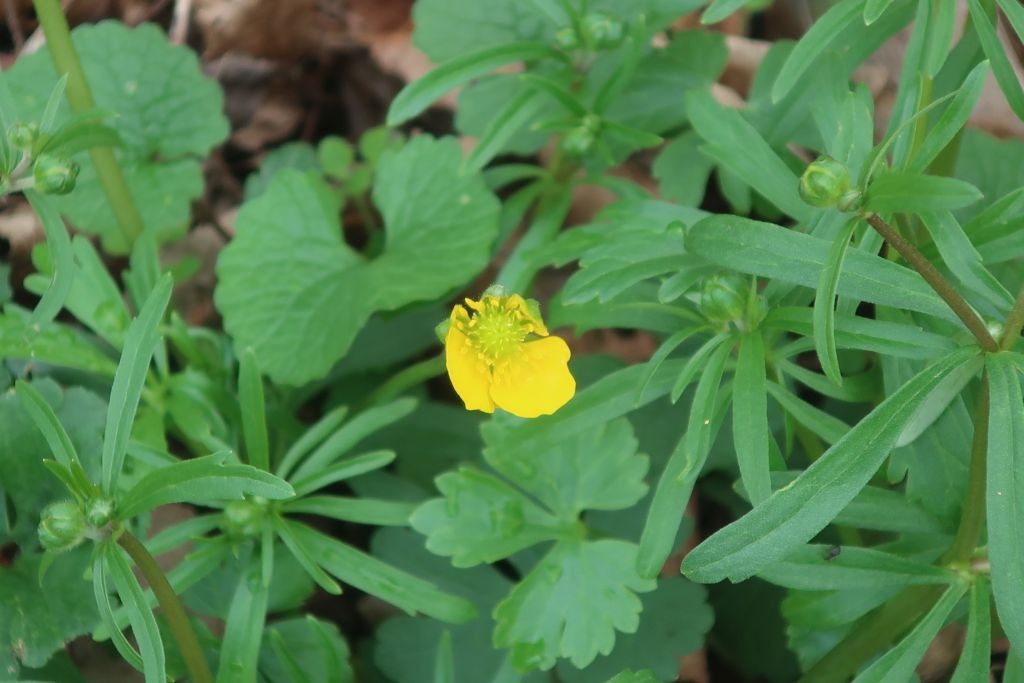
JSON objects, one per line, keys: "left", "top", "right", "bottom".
{"left": 457, "top": 296, "right": 534, "bottom": 363}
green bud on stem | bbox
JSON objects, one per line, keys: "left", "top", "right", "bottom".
{"left": 33, "top": 154, "right": 79, "bottom": 195}
{"left": 799, "top": 156, "right": 860, "bottom": 211}
{"left": 38, "top": 500, "right": 87, "bottom": 552}
{"left": 701, "top": 274, "right": 749, "bottom": 324}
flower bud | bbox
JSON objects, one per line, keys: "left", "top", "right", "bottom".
{"left": 222, "top": 499, "right": 264, "bottom": 539}
{"left": 7, "top": 121, "right": 39, "bottom": 150}
{"left": 38, "top": 500, "right": 87, "bottom": 552}
{"left": 700, "top": 274, "right": 748, "bottom": 324}
{"left": 554, "top": 26, "right": 580, "bottom": 51}
{"left": 559, "top": 114, "right": 601, "bottom": 157}
{"left": 799, "top": 156, "right": 859, "bottom": 210}
{"left": 33, "top": 154, "right": 79, "bottom": 195}
{"left": 85, "top": 496, "right": 115, "bottom": 528}
{"left": 581, "top": 13, "right": 625, "bottom": 49}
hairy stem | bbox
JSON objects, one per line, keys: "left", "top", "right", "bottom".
{"left": 943, "top": 375, "right": 991, "bottom": 564}
{"left": 863, "top": 213, "right": 998, "bottom": 351}
{"left": 118, "top": 531, "right": 214, "bottom": 683}
{"left": 1001, "top": 286, "right": 1024, "bottom": 351}
{"left": 32, "top": 0, "right": 144, "bottom": 246}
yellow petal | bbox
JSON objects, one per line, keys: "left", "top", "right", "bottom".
{"left": 490, "top": 336, "right": 575, "bottom": 418}
{"left": 445, "top": 322, "right": 495, "bottom": 413}
{"left": 507, "top": 294, "right": 548, "bottom": 336}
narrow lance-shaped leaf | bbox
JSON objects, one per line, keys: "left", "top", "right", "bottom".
{"left": 287, "top": 520, "right": 478, "bottom": 623}
{"left": 682, "top": 346, "right": 980, "bottom": 583}
{"left": 688, "top": 215, "right": 955, "bottom": 323}
{"left": 104, "top": 543, "right": 167, "bottom": 683}
{"left": 814, "top": 217, "right": 858, "bottom": 385}
{"left": 217, "top": 562, "right": 270, "bottom": 683}
{"left": 92, "top": 550, "right": 144, "bottom": 672}
{"left": 387, "top": 42, "right": 563, "bottom": 126}
{"left": 102, "top": 274, "right": 173, "bottom": 493}
{"left": 117, "top": 453, "right": 294, "bottom": 519}
{"left": 910, "top": 61, "right": 989, "bottom": 173}
{"left": 950, "top": 579, "right": 991, "bottom": 683}
{"left": 25, "top": 190, "right": 74, "bottom": 325}
{"left": 853, "top": 581, "right": 968, "bottom": 683}
{"left": 969, "top": 0, "right": 1024, "bottom": 120}
{"left": 238, "top": 347, "right": 270, "bottom": 471}
{"left": 772, "top": 0, "right": 865, "bottom": 102}
{"left": 733, "top": 331, "right": 771, "bottom": 505}
{"left": 985, "top": 353, "right": 1024, "bottom": 653}
{"left": 685, "top": 90, "right": 810, "bottom": 222}
{"left": 863, "top": 171, "right": 984, "bottom": 213}
{"left": 638, "top": 342, "right": 732, "bottom": 578}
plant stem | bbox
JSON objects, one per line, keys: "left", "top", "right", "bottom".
{"left": 1001, "top": 286, "right": 1024, "bottom": 350}
{"left": 363, "top": 353, "right": 445, "bottom": 406}
{"left": 32, "top": 0, "right": 144, "bottom": 246}
{"left": 863, "top": 212, "right": 998, "bottom": 351}
{"left": 800, "top": 584, "right": 945, "bottom": 683}
{"left": 943, "top": 374, "right": 991, "bottom": 564}
{"left": 118, "top": 531, "right": 214, "bottom": 683}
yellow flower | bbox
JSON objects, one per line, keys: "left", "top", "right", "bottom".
{"left": 445, "top": 291, "right": 575, "bottom": 418}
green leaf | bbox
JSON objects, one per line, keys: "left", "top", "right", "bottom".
{"left": 104, "top": 543, "right": 166, "bottom": 683}
{"left": 216, "top": 136, "right": 500, "bottom": 385}
{"left": 863, "top": 171, "right": 983, "bottom": 212}
{"left": 863, "top": 0, "right": 896, "bottom": 23}
{"left": 217, "top": 561, "right": 270, "bottom": 683}
{"left": 286, "top": 520, "right": 478, "bottom": 622}
{"left": 260, "top": 616, "right": 354, "bottom": 683}
{"left": 14, "top": 380, "right": 81, "bottom": 473}
{"left": 766, "top": 472, "right": 945, "bottom": 534}
{"left": 682, "top": 346, "right": 980, "bottom": 583}
{"left": 24, "top": 190, "right": 73, "bottom": 326}
{"left": 464, "top": 88, "right": 547, "bottom": 173}
{"left": 606, "top": 672, "right": 659, "bottom": 683}
{"left": 910, "top": 61, "right": 988, "bottom": 173}
{"left": 757, "top": 545, "right": 956, "bottom": 591}
{"left": 482, "top": 417, "right": 649, "bottom": 519}
{"left": 291, "top": 450, "right": 395, "bottom": 497}
{"left": 0, "top": 547, "right": 97, "bottom": 673}
{"left": 5, "top": 22, "right": 228, "bottom": 252}
{"left": 701, "top": 0, "right": 748, "bottom": 24}
{"left": 411, "top": 467, "right": 565, "bottom": 567}
{"left": 494, "top": 539, "right": 656, "bottom": 670}
{"left": 434, "top": 630, "right": 455, "bottom": 683}
{"left": 968, "top": 0, "right": 1024, "bottom": 121}
{"left": 771, "top": 0, "right": 866, "bottom": 102}
{"left": 273, "top": 514, "right": 343, "bottom": 595}
{"left": 950, "top": 579, "right": 991, "bottom": 683}
{"left": 0, "top": 381, "right": 105, "bottom": 544}
{"left": 687, "top": 215, "right": 955, "bottom": 322}
{"left": 733, "top": 332, "right": 771, "bottom": 505}
{"left": 291, "top": 399, "right": 417, "bottom": 481}
{"left": 986, "top": 353, "right": 1024, "bottom": 653}
{"left": 764, "top": 306, "right": 954, "bottom": 360}
{"left": 283, "top": 495, "right": 416, "bottom": 526}
{"left": 555, "top": 577, "right": 712, "bottom": 683}
{"left": 638, "top": 341, "right": 731, "bottom": 577}
{"left": 852, "top": 581, "right": 967, "bottom": 682}
{"left": 814, "top": 218, "right": 858, "bottom": 386}
{"left": 685, "top": 90, "right": 810, "bottom": 221}
{"left": 238, "top": 348, "right": 270, "bottom": 471}
{"left": 918, "top": 210, "right": 1013, "bottom": 312}
{"left": 118, "top": 454, "right": 293, "bottom": 519}
{"left": 92, "top": 550, "right": 144, "bottom": 672}
{"left": 412, "top": 0, "right": 552, "bottom": 61}
{"left": 101, "top": 274, "right": 172, "bottom": 494}
{"left": 767, "top": 381, "right": 851, "bottom": 445}
{"left": 652, "top": 131, "right": 715, "bottom": 207}
{"left": 387, "top": 43, "right": 562, "bottom": 126}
